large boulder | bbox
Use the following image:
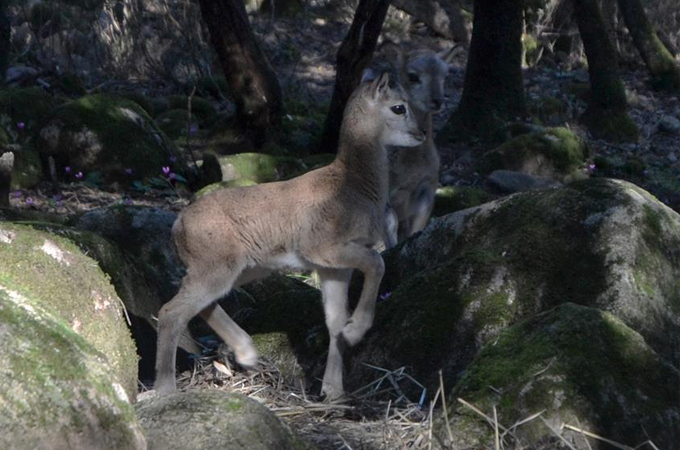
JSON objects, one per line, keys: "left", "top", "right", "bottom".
{"left": 478, "top": 127, "right": 588, "bottom": 182}
{"left": 0, "top": 286, "right": 146, "bottom": 450}
{"left": 135, "top": 390, "right": 313, "bottom": 450}
{"left": 344, "top": 178, "right": 680, "bottom": 396}
{"left": 442, "top": 303, "right": 680, "bottom": 448}
{"left": 71, "top": 205, "right": 182, "bottom": 303}
{"left": 36, "top": 94, "right": 181, "bottom": 183}
{"left": 200, "top": 152, "right": 307, "bottom": 189}
{"left": 0, "top": 222, "right": 139, "bottom": 399}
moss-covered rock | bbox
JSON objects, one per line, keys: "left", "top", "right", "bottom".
{"left": 478, "top": 127, "right": 588, "bottom": 181}
{"left": 527, "top": 96, "right": 569, "bottom": 125}
{"left": 155, "top": 109, "right": 199, "bottom": 140}
{"left": 136, "top": 390, "right": 313, "bottom": 450}
{"left": 120, "top": 92, "right": 155, "bottom": 116}
{"left": 581, "top": 108, "right": 639, "bottom": 143}
{"left": 0, "top": 87, "right": 57, "bottom": 137}
{"left": 202, "top": 152, "right": 306, "bottom": 186}
{"left": 432, "top": 186, "right": 492, "bottom": 217}
{"left": 442, "top": 303, "right": 680, "bottom": 448}
{"left": 0, "top": 287, "right": 147, "bottom": 450}
{"left": 71, "top": 205, "right": 182, "bottom": 304}
{"left": 0, "top": 222, "right": 139, "bottom": 399}
{"left": 342, "top": 179, "right": 680, "bottom": 398}
{"left": 167, "top": 95, "right": 217, "bottom": 126}
{"left": 10, "top": 146, "right": 42, "bottom": 190}
{"left": 36, "top": 94, "right": 181, "bottom": 183}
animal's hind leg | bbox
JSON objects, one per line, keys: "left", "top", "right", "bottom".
{"left": 318, "top": 268, "right": 352, "bottom": 401}
{"left": 198, "top": 267, "right": 271, "bottom": 368}
{"left": 199, "top": 305, "right": 258, "bottom": 368}
{"left": 155, "top": 265, "right": 242, "bottom": 395}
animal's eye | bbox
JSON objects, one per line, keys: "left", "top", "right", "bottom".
{"left": 391, "top": 105, "right": 406, "bottom": 115}
{"left": 408, "top": 73, "right": 420, "bottom": 84}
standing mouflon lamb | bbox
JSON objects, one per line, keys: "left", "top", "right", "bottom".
{"left": 154, "top": 73, "right": 425, "bottom": 400}
{"left": 369, "top": 43, "right": 457, "bottom": 245}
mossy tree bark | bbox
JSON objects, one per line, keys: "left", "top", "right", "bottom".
{"left": 197, "top": 0, "right": 282, "bottom": 148}
{"left": 446, "top": 0, "right": 526, "bottom": 141}
{"left": 317, "top": 0, "right": 391, "bottom": 154}
{"left": 617, "top": 0, "right": 680, "bottom": 91}
{"left": 573, "top": 0, "right": 638, "bottom": 142}
{"left": 0, "top": 0, "right": 9, "bottom": 85}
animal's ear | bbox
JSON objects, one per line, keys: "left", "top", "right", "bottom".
{"left": 361, "top": 67, "right": 378, "bottom": 83}
{"left": 371, "top": 72, "right": 391, "bottom": 100}
{"left": 438, "top": 45, "right": 459, "bottom": 64}
{"left": 379, "top": 40, "right": 405, "bottom": 69}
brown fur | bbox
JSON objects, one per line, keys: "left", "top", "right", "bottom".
{"left": 154, "top": 73, "right": 424, "bottom": 400}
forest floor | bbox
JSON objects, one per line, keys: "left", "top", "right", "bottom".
{"left": 6, "top": 7, "right": 679, "bottom": 450}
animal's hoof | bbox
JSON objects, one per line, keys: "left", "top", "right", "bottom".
{"left": 235, "top": 346, "right": 259, "bottom": 369}
{"left": 321, "top": 384, "right": 347, "bottom": 403}
{"left": 153, "top": 379, "right": 176, "bottom": 396}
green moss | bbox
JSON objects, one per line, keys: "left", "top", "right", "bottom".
{"left": 0, "top": 288, "right": 144, "bottom": 450}
{"left": 10, "top": 147, "right": 42, "bottom": 190}
{"left": 0, "top": 222, "right": 138, "bottom": 399}
{"left": 155, "top": 109, "right": 199, "bottom": 140}
{"left": 523, "top": 34, "right": 540, "bottom": 67}
{"left": 448, "top": 303, "right": 679, "bottom": 445}
{"left": 56, "top": 73, "right": 86, "bottom": 96}
{"left": 215, "top": 152, "right": 306, "bottom": 185}
{"left": 120, "top": 92, "right": 155, "bottom": 116}
{"left": 167, "top": 95, "right": 217, "bottom": 125}
{"left": 43, "top": 94, "right": 180, "bottom": 180}
{"left": 581, "top": 108, "right": 639, "bottom": 143}
{"left": 432, "top": 186, "right": 492, "bottom": 217}
{"left": 478, "top": 127, "right": 587, "bottom": 178}
{"left": 0, "top": 87, "right": 57, "bottom": 135}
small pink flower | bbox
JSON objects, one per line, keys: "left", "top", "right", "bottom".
{"left": 168, "top": 172, "right": 176, "bottom": 180}
{"left": 589, "top": 164, "right": 596, "bottom": 171}
{"left": 169, "top": 156, "right": 178, "bottom": 163}
{"left": 17, "top": 122, "right": 25, "bottom": 130}
{"left": 124, "top": 198, "right": 133, "bottom": 205}
{"left": 75, "top": 171, "right": 83, "bottom": 179}
{"left": 162, "top": 166, "right": 171, "bottom": 175}
{"left": 11, "top": 190, "right": 22, "bottom": 198}
{"left": 125, "top": 168, "right": 133, "bottom": 175}
{"left": 379, "top": 292, "right": 392, "bottom": 301}
{"left": 25, "top": 197, "right": 34, "bottom": 205}
{"left": 65, "top": 166, "right": 71, "bottom": 173}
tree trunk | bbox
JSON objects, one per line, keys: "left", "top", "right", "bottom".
{"left": 197, "top": 0, "right": 282, "bottom": 148}
{"left": 317, "top": 0, "right": 391, "bottom": 154}
{"left": 573, "top": 0, "right": 638, "bottom": 142}
{"left": 446, "top": 0, "right": 526, "bottom": 139}
{"left": 0, "top": 152, "right": 13, "bottom": 208}
{"left": 617, "top": 0, "right": 680, "bottom": 91}
{"left": 0, "top": 0, "right": 10, "bottom": 85}
{"left": 391, "top": 0, "right": 471, "bottom": 45}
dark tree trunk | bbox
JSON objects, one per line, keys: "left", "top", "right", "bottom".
{"left": 0, "top": 0, "right": 10, "bottom": 85}
{"left": 573, "top": 0, "right": 638, "bottom": 142}
{"left": 391, "top": 0, "right": 471, "bottom": 45}
{"left": 447, "top": 0, "right": 526, "bottom": 140}
{"left": 317, "top": 0, "right": 391, "bottom": 154}
{"left": 0, "top": 152, "right": 13, "bottom": 208}
{"left": 617, "top": 0, "right": 680, "bottom": 91}
{"left": 197, "top": 0, "right": 282, "bottom": 148}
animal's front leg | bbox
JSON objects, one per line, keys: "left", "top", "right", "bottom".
{"left": 340, "top": 248, "right": 384, "bottom": 346}
{"left": 318, "top": 268, "right": 352, "bottom": 401}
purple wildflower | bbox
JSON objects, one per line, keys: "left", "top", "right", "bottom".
{"left": 124, "top": 198, "right": 133, "bottom": 205}
{"left": 17, "top": 122, "right": 25, "bottom": 130}
{"left": 25, "top": 197, "right": 34, "bottom": 205}
{"left": 65, "top": 166, "right": 71, "bottom": 173}
{"left": 124, "top": 168, "right": 133, "bottom": 176}
{"left": 189, "top": 125, "right": 198, "bottom": 135}
{"left": 168, "top": 172, "right": 176, "bottom": 180}
{"left": 162, "top": 166, "right": 171, "bottom": 176}
{"left": 169, "top": 156, "right": 178, "bottom": 163}
{"left": 589, "top": 164, "right": 596, "bottom": 172}
{"left": 379, "top": 292, "right": 392, "bottom": 301}
{"left": 11, "top": 190, "right": 22, "bottom": 198}
{"left": 75, "top": 171, "right": 84, "bottom": 179}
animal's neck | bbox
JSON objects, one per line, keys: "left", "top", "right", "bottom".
{"left": 413, "top": 108, "right": 433, "bottom": 142}
{"left": 335, "top": 133, "right": 389, "bottom": 205}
